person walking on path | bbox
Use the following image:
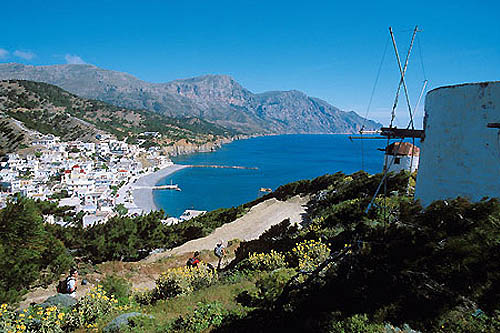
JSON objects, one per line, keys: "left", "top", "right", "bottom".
{"left": 214, "top": 240, "right": 225, "bottom": 271}
{"left": 67, "top": 268, "right": 78, "bottom": 298}
{"left": 186, "top": 251, "right": 201, "bottom": 268}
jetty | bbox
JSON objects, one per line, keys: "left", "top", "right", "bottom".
{"left": 133, "top": 184, "right": 181, "bottom": 191}
{"left": 187, "top": 164, "right": 258, "bottom": 170}
{"left": 153, "top": 184, "right": 180, "bottom": 191}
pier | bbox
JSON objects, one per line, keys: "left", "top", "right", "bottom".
{"left": 133, "top": 184, "right": 180, "bottom": 191}
{"left": 186, "top": 164, "right": 258, "bottom": 170}
{"left": 153, "top": 184, "right": 180, "bottom": 190}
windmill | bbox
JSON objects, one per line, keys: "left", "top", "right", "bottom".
{"left": 349, "top": 26, "right": 428, "bottom": 216}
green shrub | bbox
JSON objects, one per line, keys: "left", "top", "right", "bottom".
{"left": 290, "top": 239, "right": 330, "bottom": 271}
{"left": 437, "top": 310, "right": 500, "bottom": 333}
{"left": 64, "top": 285, "right": 119, "bottom": 330}
{"left": 155, "top": 263, "right": 217, "bottom": 300}
{"left": 247, "top": 250, "right": 287, "bottom": 271}
{"left": 254, "top": 268, "right": 296, "bottom": 306}
{"left": 0, "top": 303, "right": 65, "bottom": 333}
{"left": 170, "top": 301, "right": 227, "bottom": 332}
{"left": 328, "top": 315, "right": 420, "bottom": 333}
{"left": 101, "top": 274, "right": 132, "bottom": 301}
{"left": 328, "top": 314, "right": 384, "bottom": 333}
{"left": 132, "top": 289, "right": 156, "bottom": 306}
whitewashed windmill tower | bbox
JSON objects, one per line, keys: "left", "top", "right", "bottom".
{"left": 415, "top": 81, "right": 500, "bottom": 206}
{"left": 349, "top": 26, "right": 428, "bottom": 215}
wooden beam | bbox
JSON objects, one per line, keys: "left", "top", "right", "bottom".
{"left": 487, "top": 123, "right": 500, "bottom": 129}
{"left": 380, "top": 127, "right": 424, "bottom": 139}
{"left": 348, "top": 136, "right": 387, "bottom": 140}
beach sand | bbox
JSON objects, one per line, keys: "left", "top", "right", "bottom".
{"left": 131, "top": 164, "right": 188, "bottom": 213}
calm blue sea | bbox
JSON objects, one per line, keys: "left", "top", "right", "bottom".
{"left": 153, "top": 134, "right": 385, "bottom": 217}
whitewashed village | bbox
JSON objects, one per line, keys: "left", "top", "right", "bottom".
{"left": 0, "top": 132, "right": 173, "bottom": 227}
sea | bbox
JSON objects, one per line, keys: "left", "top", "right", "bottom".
{"left": 153, "top": 134, "right": 386, "bottom": 217}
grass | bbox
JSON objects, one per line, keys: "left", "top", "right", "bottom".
{"left": 87, "top": 272, "right": 256, "bottom": 332}
{"left": 69, "top": 240, "right": 248, "bottom": 332}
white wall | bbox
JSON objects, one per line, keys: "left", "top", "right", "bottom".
{"left": 415, "top": 81, "right": 500, "bottom": 206}
{"left": 384, "top": 154, "right": 419, "bottom": 173}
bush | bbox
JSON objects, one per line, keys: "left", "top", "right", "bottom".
{"left": 0, "top": 286, "right": 124, "bottom": 332}
{"left": 0, "top": 304, "right": 65, "bottom": 333}
{"left": 155, "top": 263, "right": 217, "bottom": 300}
{"left": 437, "top": 310, "right": 500, "bottom": 333}
{"left": 101, "top": 274, "right": 132, "bottom": 301}
{"left": 132, "top": 289, "right": 156, "bottom": 306}
{"left": 247, "top": 250, "right": 287, "bottom": 271}
{"left": 254, "top": 268, "right": 296, "bottom": 307}
{"left": 170, "top": 301, "right": 227, "bottom": 332}
{"left": 328, "top": 314, "right": 384, "bottom": 333}
{"left": 290, "top": 239, "right": 330, "bottom": 271}
{"left": 64, "top": 285, "right": 119, "bottom": 330}
{"left": 156, "top": 267, "right": 194, "bottom": 299}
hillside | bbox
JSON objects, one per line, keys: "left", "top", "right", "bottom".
{"left": 0, "top": 115, "right": 35, "bottom": 155}
{"left": 0, "top": 63, "right": 381, "bottom": 134}
{"left": 2, "top": 171, "right": 499, "bottom": 332}
{"left": 0, "top": 80, "right": 235, "bottom": 154}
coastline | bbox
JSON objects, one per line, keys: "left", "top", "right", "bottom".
{"left": 131, "top": 134, "right": 365, "bottom": 216}
{"left": 130, "top": 164, "right": 189, "bottom": 214}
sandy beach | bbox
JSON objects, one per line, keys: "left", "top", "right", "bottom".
{"left": 131, "top": 164, "right": 188, "bottom": 213}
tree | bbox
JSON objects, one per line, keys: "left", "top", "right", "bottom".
{"left": 114, "top": 203, "right": 128, "bottom": 217}
{"left": 0, "top": 195, "right": 73, "bottom": 304}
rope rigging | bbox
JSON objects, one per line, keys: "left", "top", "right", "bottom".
{"left": 362, "top": 25, "right": 428, "bottom": 218}
{"left": 360, "top": 35, "right": 391, "bottom": 171}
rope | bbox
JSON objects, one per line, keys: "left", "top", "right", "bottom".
{"left": 417, "top": 34, "right": 427, "bottom": 81}
{"left": 361, "top": 35, "right": 390, "bottom": 129}
{"left": 359, "top": 35, "right": 390, "bottom": 171}
{"left": 410, "top": 34, "right": 428, "bottom": 129}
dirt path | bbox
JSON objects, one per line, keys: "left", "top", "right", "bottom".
{"left": 144, "top": 194, "right": 309, "bottom": 262}
{"left": 19, "top": 195, "right": 308, "bottom": 308}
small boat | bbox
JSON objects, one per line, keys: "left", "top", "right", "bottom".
{"left": 259, "top": 187, "right": 272, "bottom": 193}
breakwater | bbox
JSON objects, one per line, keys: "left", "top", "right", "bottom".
{"left": 186, "top": 164, "right": 258, "bottom": 170}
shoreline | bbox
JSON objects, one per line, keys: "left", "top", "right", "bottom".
{"left": 130, "top": 134, "right": 362, "bottom": 215}
{"left": 130, "top": 164, "right": 189, "bottom": 214}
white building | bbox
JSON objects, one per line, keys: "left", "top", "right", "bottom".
{"left": 62, "top": 165, "right": 95, "bottom": 196}
{"left": 416, "top": 81, "right": 500, "bottom": 206}
{"left": 31, "top": 134, "right": 60, "bottom": 149}
{"left": 179, "top": 209, "right": 206, "bottom": 221}
{"left": 383, "top": 142, "right": 419, "bottom": 173}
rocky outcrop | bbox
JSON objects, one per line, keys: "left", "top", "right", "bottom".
{"left": 163, "top": 136, "right": 242, "bottom": 157}
{"left": 104, "top": 312, "right": 153, "bottom": 333}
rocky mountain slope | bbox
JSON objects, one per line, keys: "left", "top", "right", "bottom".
{"left": 0, "top": 63, "right": 381, "bottom": 134}
{"left": 0, "top": 80, "right": 234, "bottom": 155}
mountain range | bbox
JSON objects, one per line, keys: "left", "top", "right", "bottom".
{"left": 0, "top": 63, "right": 380, "bottom": 134}
{"left": 0, "top": 80, "right": 233, "bottom": 155}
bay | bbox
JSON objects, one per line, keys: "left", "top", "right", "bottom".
{"left": 153, "top": 134, "right": 386, "bottom": 217}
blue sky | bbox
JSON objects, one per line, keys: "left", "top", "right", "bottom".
{"left": 1, "top": 0, "right": 499, "bottom": 126}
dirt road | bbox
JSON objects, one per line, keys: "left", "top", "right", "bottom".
{"left": 19, "top": 195, "right": 308, "bottom": 308}
{"left": 145, "top": 194, "right": 309, "bottom": 262}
